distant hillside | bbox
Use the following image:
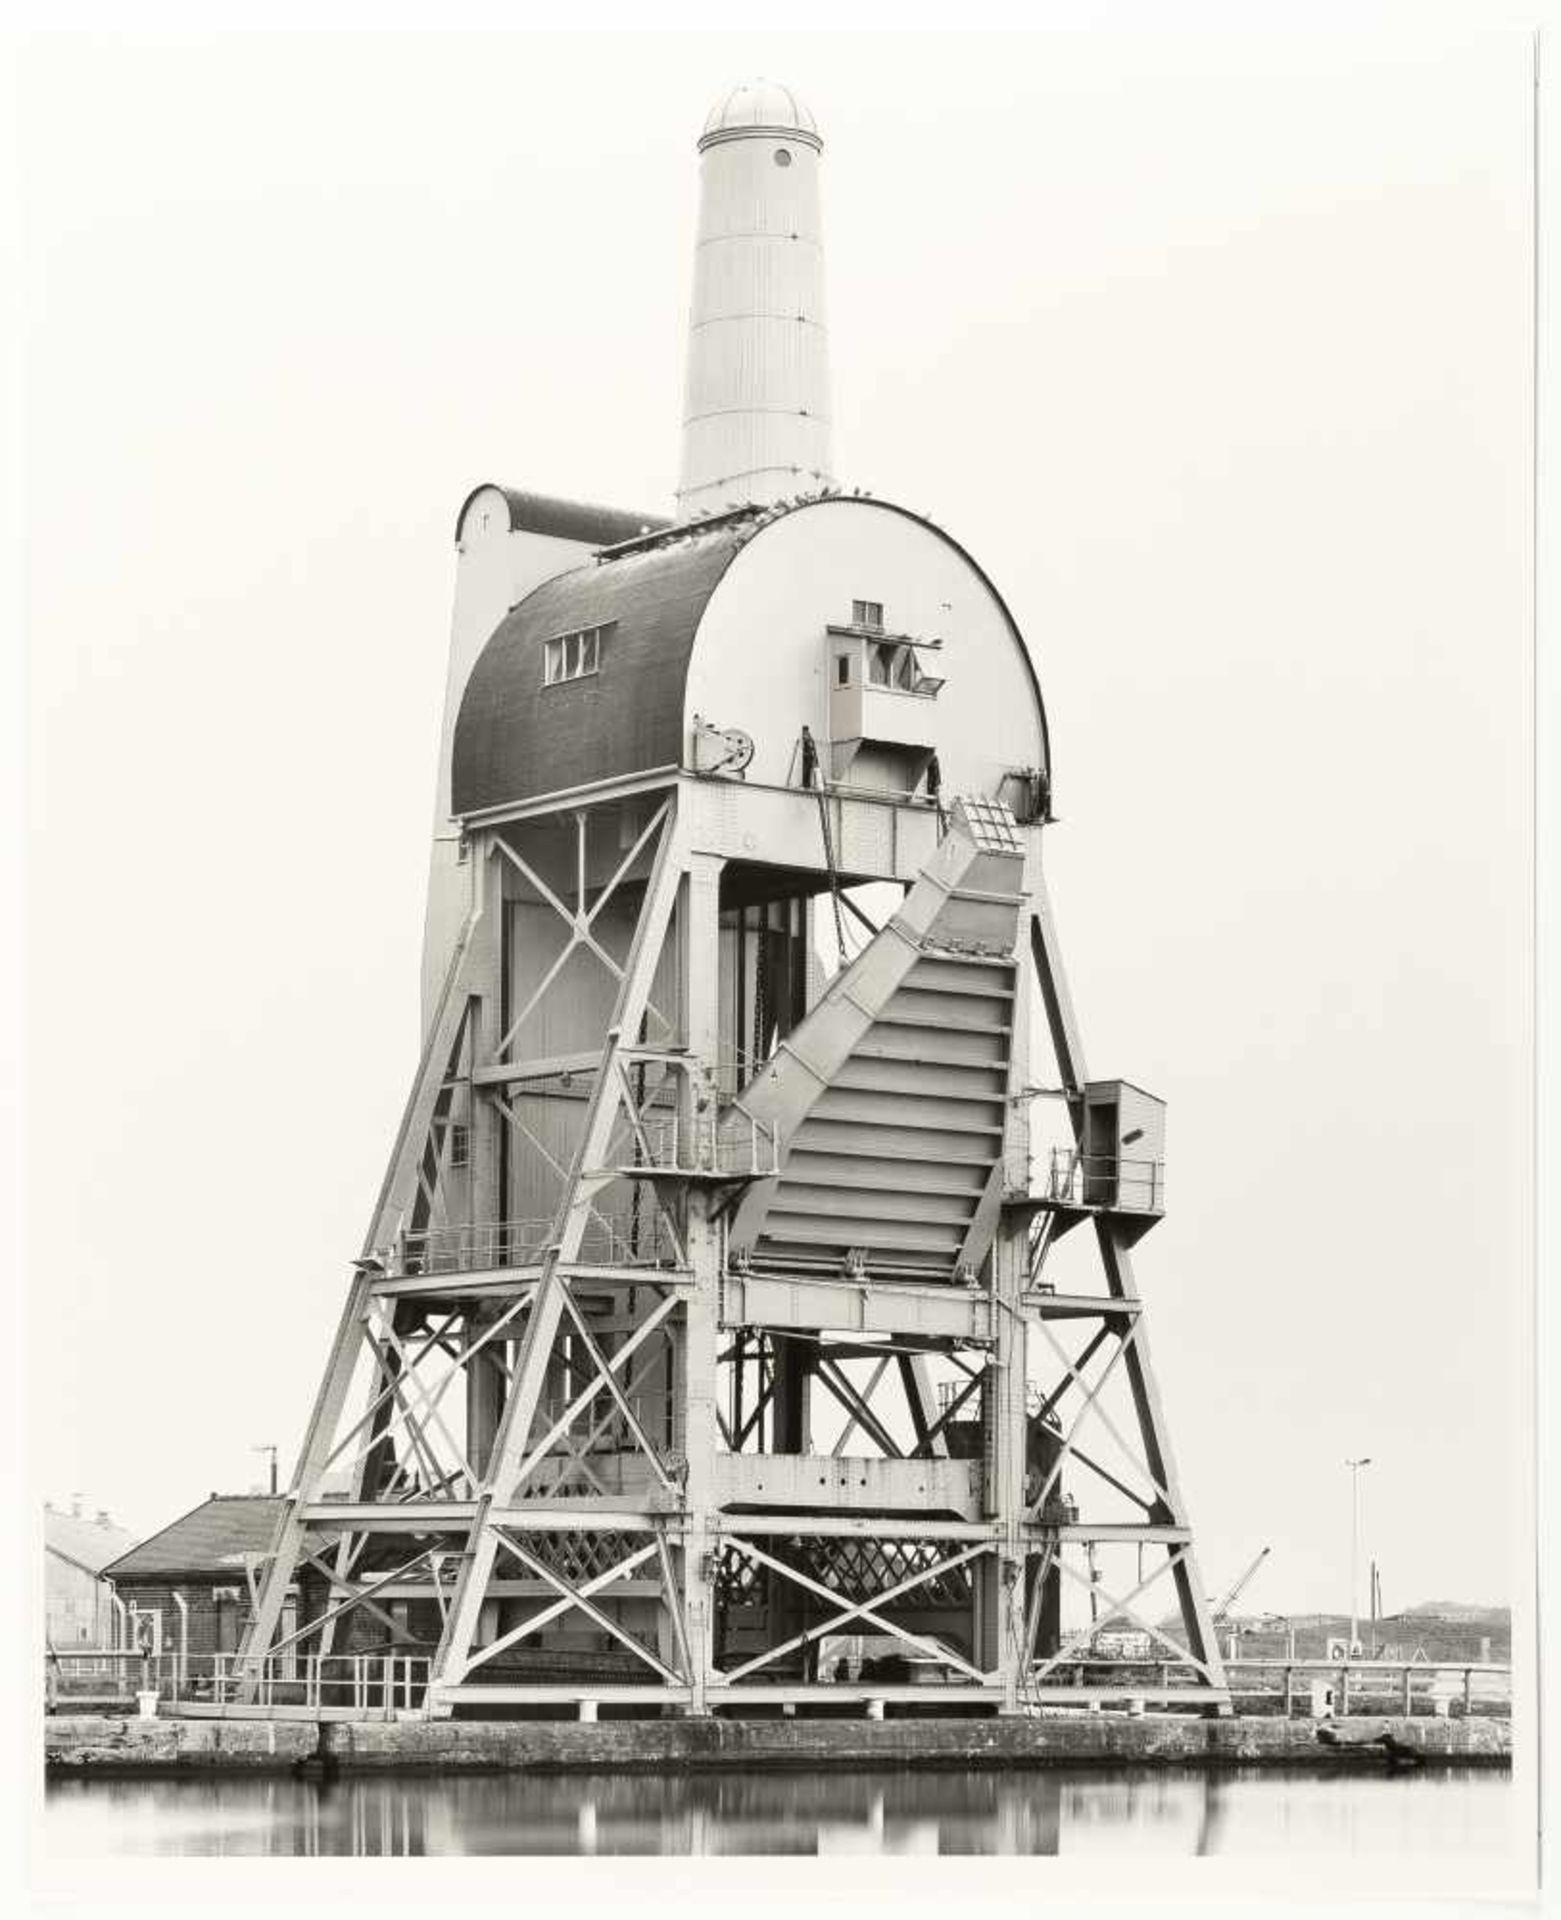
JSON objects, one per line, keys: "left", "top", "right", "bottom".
{"left": 1399, "top": 1601, "right": 1508, "bottom": 1622}
{"left": 1155, "top": 1602, "right": 1511, "bottom": 1663}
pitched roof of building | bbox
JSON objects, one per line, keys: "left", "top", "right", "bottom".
{"left": 102, "top": 1495, "right": 285, "bottom": 1580}
{"left": 44, "top": 1506, "right": 139, "bottom": 1577}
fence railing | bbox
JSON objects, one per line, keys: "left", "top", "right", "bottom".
{"left": 48, "top": 1650, "right": 432, "bottom": 1719}
{"left": 1222, "top": 1656, "right": 1510, "bottom": 1718}
{"left": 1026, "top": 1652, "right": 1510, "bottom": 1717}
{"left": 49, "top": 1645, "right": 1512, "bottom": 1722}
{"left": 387, "top": 1210, "right": 677, "bottom": 1277}
{"left": 1043, "top": 1150, "right": 1164, "bottom": 1213}
{"left": 622, "top": 1115, "right": 779, "bottom": 1179}
{"left": 46, "top": 1650, "right": 153, "bottom": 1706}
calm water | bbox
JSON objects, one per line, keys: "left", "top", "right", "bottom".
{"left": 44, "top": 1766, "right": 1512, "bottom": 1858}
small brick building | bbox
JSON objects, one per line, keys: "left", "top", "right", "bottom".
{"left": 102, "top": 1494, "right": 298, "bottom": 1664}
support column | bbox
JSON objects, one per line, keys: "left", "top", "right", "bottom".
{"left": 678, "top": 852, "right": 724, "bottom": 1712}
{"left": 464, "top": 829, "right": 506, "bottom": 1482}
{"left": 989, "top": 835, "right": 1036, "bottom": 1706}
{"left": 771, "top": 1342, "right": 812, "bottom": 1454}
{"left": 681, "top": 1197, "right": 721, "bottom": 1712}
{"left": 986, "top": 1223, "right": 1030, "bottom": 1706}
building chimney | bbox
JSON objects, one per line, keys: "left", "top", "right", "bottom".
{"left": 677, "top": 79, "right": 834, "bottom": 517}
{"left": 71, "top": 1493, "right": 82, "bottom": 1519}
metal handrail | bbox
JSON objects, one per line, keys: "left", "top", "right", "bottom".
{"left": 1044, "top": 1149, "right": 1165, "bottom": 1211}
{"left": 55, "top": 1651, "right": 438, "bottom": 1719}
{"left": 624, "top": 1115, "right": 779, "bottom": 1178}
{"left": 1027, "top": 1652, "right": 1511, "bottom": 1718}
{"left": 387, "top": 1210, "right": 677, "bottom": 1276}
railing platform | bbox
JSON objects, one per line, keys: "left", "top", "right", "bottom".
{"left": 383, "top": 1213, "right": 679, "bottom": 1279}
{"left": 49, "top": 1650, "right": 1511, "bottom": 1724}
{"left": 612, "top": 1116, "right": 779, "bottom": 1185}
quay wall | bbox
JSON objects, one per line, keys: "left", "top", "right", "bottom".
{"left": 46, "top": 1712, "right": 1512, "bottom": 1776}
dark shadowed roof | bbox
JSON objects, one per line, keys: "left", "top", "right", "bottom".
{"left": 452, "top": 519, "right": 752, "bottom": 816}
{"left": 103, "top": 1495, "right": 284, "bottom": 1580}
{"left": 455, "top": 484, "right": 672, "bottom": 549}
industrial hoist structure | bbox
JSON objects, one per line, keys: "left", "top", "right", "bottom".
{"left": 236, "top": 81, "right": 1229, "bottom": 1720}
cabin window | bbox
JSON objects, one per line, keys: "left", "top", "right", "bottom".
{"left": 543, "top": 624, "right": 605, "bottom": 686}
{"left": 869, "top": 639, "right": 919, "bottom": 691}
{"left": 852, "top": 599, "right": 884, "bottom": 631}
{"left": 449, "top": 1123, "right": 470, "bottom": 1170}
{"left": 836, "top": 653, "right": 851, "bottom": 686}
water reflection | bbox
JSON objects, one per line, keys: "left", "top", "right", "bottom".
{"left": 44, "top": 1766, "right": 1511, "bottom": 1859}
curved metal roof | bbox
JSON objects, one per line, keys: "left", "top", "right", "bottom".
{"left": 452, "top": 521, "right": 753, "bottom": 816}
{"left": 451, "top": 498, "right": 1051, "bottom": 818}
{"left": 453, "top": 483, "right": 670, "bottom": 549}
{"left": 700, "top": 78, "right": 822, "bottom": 152}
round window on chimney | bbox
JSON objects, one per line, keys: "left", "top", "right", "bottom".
{"left": 774, "top": 148, "right": 792, "bottom": 167}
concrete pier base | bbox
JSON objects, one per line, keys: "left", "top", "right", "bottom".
{"left": 45, "top": 1712, "right": 1512, "bottom": 1777}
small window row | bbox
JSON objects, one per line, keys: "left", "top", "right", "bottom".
{"left": 543, "top": 624, "right": 607, "bottom": 686}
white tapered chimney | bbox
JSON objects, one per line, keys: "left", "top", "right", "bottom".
{"left": 676, "top": 80, "right": 834, "bottom": 517}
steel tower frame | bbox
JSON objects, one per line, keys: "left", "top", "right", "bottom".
{"left": 237, "top": 765, "right": 1229, "bottom": 1717}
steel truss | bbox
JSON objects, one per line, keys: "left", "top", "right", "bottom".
{"left": 237, "top": 778, "right": 1227, "bottom": 1716}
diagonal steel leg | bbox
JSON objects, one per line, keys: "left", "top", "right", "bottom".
{"left": 1030, "top": 895, "right": 1229, "bottom": 1705}
{"left": 429, "top": 805, "right": 684, "bottom": 1692}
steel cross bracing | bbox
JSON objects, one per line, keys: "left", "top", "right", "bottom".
{"left": 235, "top": 779, "right": 1227, "bottom": 1717}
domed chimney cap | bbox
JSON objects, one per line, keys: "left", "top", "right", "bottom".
{"left": 699, "top": 78, "right": 822, "bottom": 153}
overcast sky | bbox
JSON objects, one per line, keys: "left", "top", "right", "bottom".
{"left": 21, "top": 19, "right": 1535, "bottom": 1620}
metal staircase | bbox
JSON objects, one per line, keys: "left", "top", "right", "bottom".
{"left": 723, "top": 800, "right": 1025, "bottom": 1281}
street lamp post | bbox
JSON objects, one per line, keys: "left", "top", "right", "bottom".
{"left": 1346, "top": 1456, "right": 1373, "bottom": 1652}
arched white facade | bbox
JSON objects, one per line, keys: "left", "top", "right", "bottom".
{"left": 684, "top": 500, "right": 1046, "bottom": 801}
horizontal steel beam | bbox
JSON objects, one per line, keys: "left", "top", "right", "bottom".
{"left": 1053, "top": 1525, "right": 1192, "bottom": 1545}
{"left": 705, "top": 1684, "right": 1002, "bottom": 1703}
{"left": 301, "top": 1503, "right": 673, "bottom": 1533}
{"left": 719, "top": 1514, "right": 1000, "bottom": 1542}
{"left": 430, "top": 1684, "right": 693, "bottom": 1706}
{"left": 458, "top": 766, "right": 679, "bottom": 830}
{"left": 471, "top": 1051, "right": 604, "bottom": 1088}
{"left": 358, "top": 1580, "right": 663, "bottom": 1601}
{"left": 1021, "top": 1292, "right": 1142, "bottom": 1320}
{"left": 715, "top": 1454, "right": 982, "bottom": 1518}
{"left": 724, "top": 1269, "right": 994, "bottom": 1342}
{"left": 295, "top": 1505, "right": 1179, "bottom": 1545}
{"left": 684, "top": 777, "right": 939, "bottom": 882}
{"left": 300, "top": 1502, "right": 481, "bottom": 1530}
{"left": 370, "top": 1267, "right": 692, "bottom": 1300}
